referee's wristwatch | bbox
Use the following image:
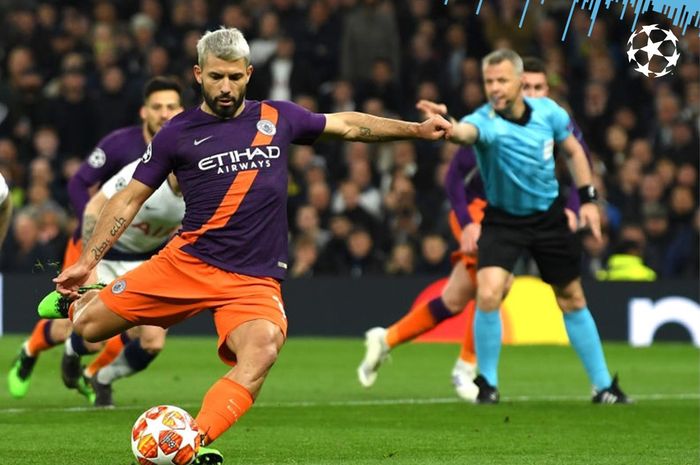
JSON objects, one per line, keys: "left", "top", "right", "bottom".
{"left": 578, "top": 185, "right": 599, "bottom": 204}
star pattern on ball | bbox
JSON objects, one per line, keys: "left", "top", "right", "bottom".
{"left": 626, "top": 24, "right": 681, "bottom": 78}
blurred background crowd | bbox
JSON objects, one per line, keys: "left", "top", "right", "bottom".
{"left": 0, "top": 0, "right": 697, "bottom": 279}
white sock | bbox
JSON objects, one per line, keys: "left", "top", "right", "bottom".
{"left": 96, "top": 351, "right": 135, "bottom": 385}
{"left": 23, "top": 341, "right": 34, "bottom": 357}
{"left": 64, "top": 337, "right": 76, "bottom": 356}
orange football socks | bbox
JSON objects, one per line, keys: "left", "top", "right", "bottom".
{"left": 195, "top": 378, "right": 253, "bottom": 445}
{"left": 386, "top": 297, "right": 454, "bottom": 348}
{"left": 26, "top": 320, "right": 55, "bottom": 356}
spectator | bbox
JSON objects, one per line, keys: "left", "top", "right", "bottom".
{"left": 332, "top": 180, "right": 383, "bottom": 239}
{"left": 386, "top": 242, "right": 416, "bottom": 275}
{"left": 307, "top": 181, "right": 333, "bottom": 228}
{"left": 416, "top": 233, "right": 451, "bottom": 275}
{"left": 249, "top": 11, "right": 281, "bottom": 67}
{"left": 289, "top": 235, "right": 320, "bottom": 278}
{"left": 664, "top": 208, "right": 699, "bottom": 277}
{"left": 341, "top": 228, "right": 386, "bottom": 277}
{"left": 1, "top": 212, "right": 57, "bottom": 273}
{"left": 596, "top": 239, "right": 656, "bottom": 281}
{"left": 341, "top": 0, "right": 400, "bottom": 83}
{"left": 641, "top": 204, "right": 671, "bottom": 275}
{"left": 294, "top": 204, "right": 331, "bottom": 250}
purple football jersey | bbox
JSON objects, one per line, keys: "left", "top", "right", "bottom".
{"left": 69, "top": 125, "right": 147, "bottom": 218}
{"left": 444, "top": 147, "right": 486, "bottom": 227}
{"left": 134, "top": 100, "right": 326, "bottom": 279}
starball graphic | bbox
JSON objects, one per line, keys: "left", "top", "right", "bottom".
{"left": 626, "top": 24, "right": 681, "bottom": 78}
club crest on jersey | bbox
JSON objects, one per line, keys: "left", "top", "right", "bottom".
{"left": 256, "top": 119, "right": 276, "bottom": 136}
{"left": 88, "top": 148, "right": 106, "bottom": 168}
{"left": 142, "top": 143, "right": 152, "bottom": 163}
{"left": 111, "top": 279, "right": 127, "bottom": 294}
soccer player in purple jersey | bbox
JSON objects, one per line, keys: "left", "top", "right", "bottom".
{"left": 358, "top": 56, "right": 604, "bottom": 402}
{"left": 39, "top": 28, "right": 450, "bottom": 464}
{"left": 7, "top": 78, "right": 183, "bottom": 401}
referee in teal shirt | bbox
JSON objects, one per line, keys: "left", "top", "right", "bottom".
{"left": 417, "top": 49, "right": 628, "bottom": 404}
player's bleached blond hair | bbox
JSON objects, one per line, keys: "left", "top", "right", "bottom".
{"left": 196, "top": 27, "right": 250, "bottom": 68}
{"left": 481, "top": 49, "right": 524, "bottom": 75}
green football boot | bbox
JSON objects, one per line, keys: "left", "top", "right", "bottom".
{"left": 75, "top": 374, "right": 96, "bottom": 404}
{"left": 193, "top": 446, "right": 224, "bottom": 464}
{"left": 37, "top": 284, "right": 106, "bottom": 319}
{"left": 7, "top": 346, "right": 37, "bottom": 399}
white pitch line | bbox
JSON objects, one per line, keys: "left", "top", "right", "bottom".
{"left": 0, "top": 392, "right": 698, "bottom": 415}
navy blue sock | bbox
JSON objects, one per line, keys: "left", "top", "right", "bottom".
{"left": 70, "top": 332, "right": 91, "bottom": 356}
{"left": 123, "top": 339, "right": 157, "bottom": 372}
{"left": 428, "top": 297, "right": 453, "bottom": 323}
{"left": 43, "top": 320, "right": 55, "bottom": 346}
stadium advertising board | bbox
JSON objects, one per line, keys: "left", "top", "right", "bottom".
{"left": 2, "top": 274, "right": 697, "bottom": 346}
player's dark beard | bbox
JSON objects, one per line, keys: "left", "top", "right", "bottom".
{"left": 203, "top": 88, "right": 246, "bottom": 119}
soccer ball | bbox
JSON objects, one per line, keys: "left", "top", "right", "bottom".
{"left": 131, "top": 405, "right": 201, "bottom": 465}
{"left": 626, "top": 24, "right": 680, "bottom": 78}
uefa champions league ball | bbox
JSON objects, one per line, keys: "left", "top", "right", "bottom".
{"left": 131, "top": 405, "right": 201, "bottom": 465}
{"left": 626, "top": 24, "right": 681, "bottom": 78}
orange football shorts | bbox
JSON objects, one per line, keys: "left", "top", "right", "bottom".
{"left": 449, "top": 198, "right": 487, "bottom": 283}
{"left": 99, "top": 236, "right": 288, "bottom": 366}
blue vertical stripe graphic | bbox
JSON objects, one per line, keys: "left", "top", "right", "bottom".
{"left": 445, "top": 0, "right": 699, "bottom": 39}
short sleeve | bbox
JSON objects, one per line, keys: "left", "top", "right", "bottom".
{"left": 548, "top": 100, "right": 572, "bottom": 143}
{"left": 101, "top": 160, "right": 139, "bottom": 199}
{"left": 462, "top": 111, "right": 493, "bottom": 145}
{"left": 75, "top": 131, "right": 133, "bottom": 187}
{"left": 271, "top": 100, "right": 326, "bottom": 145}
{"left": 133, "top": 128, "right": 177, "bottom": 188}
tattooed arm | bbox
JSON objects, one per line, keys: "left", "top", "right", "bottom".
{"left": 321, "top": 112, "right": 450, "bottom": 142}
{"left": 54, "top": 179, "right": 154, "bottom": 295}
{"left": 82, "top": 191, "right": 109, "bottom": 245}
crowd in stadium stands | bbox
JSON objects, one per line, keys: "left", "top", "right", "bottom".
{"left": 0, "top": 0, "right": 697, "bottom": 279}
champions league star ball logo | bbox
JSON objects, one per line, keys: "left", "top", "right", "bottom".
{"left": 626, "top": 24, "right": 680, "bottom": 78}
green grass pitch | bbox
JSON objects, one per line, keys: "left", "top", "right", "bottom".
{"left": 0, "top": 336, "right": 697, "bottom": 465}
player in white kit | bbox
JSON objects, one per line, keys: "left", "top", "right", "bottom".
{"left": 64, "top": 159, "right": 185, "bottom": 406}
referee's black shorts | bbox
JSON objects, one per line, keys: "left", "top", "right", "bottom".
{"left": 477, "top": 198, "right": 582, "bottom": 286}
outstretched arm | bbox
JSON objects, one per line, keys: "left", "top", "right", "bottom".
{"left": 415, "top": 100, "right": 479, "bottom": 145}
{"left": 321, "top": 112, "right": 450, "bottom": 142}
{"left": 55, "top": 179, "right": 154, "bottom": 295}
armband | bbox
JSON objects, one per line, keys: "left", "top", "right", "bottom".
{"left": 578, "top": 185, "right": 598, "bottom": 204}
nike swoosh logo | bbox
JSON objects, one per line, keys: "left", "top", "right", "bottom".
{"left": 194, "top": 136, "right": 213, "bottom": 146}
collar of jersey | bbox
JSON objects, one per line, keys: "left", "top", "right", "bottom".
{"left": 495, "top": 101, "right": 532, "bottom": 126}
